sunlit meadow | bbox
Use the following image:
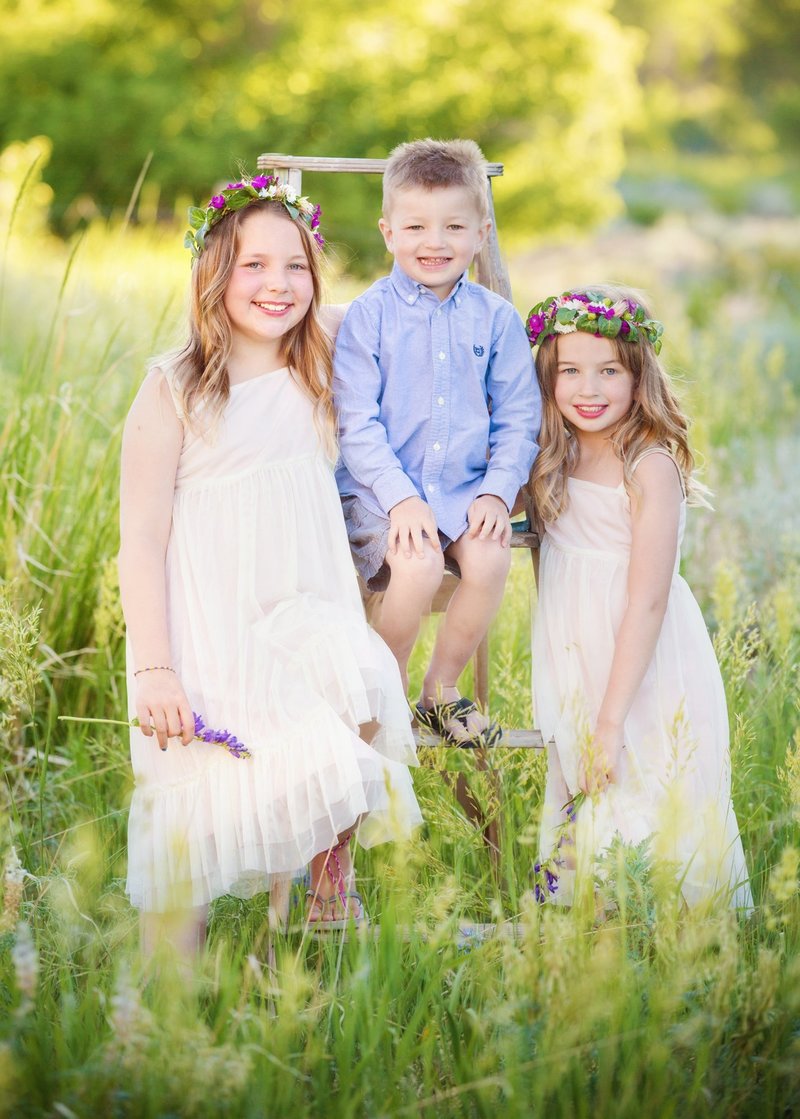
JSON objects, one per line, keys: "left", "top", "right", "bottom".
{"left": 1, "top": 144, "right": 799, "bottom": 1117}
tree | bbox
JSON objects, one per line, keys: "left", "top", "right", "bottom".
{"left": 1, "top": 0, "right": 642, "bottom": 263}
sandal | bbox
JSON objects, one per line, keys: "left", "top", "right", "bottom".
{"left": 305, "top": 836, "right": 368, "bottom": 931}
{"left": 415, "top": 697, "right": 502, "bottom": 748}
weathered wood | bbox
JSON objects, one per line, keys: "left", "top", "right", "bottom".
{"left": 287, "top": 921, "right": 527, "bottom": 944}
{"left": 472, "top": 179, "right": 513, "bottom": 302}
{"left": 257, "top": 153, "right": 505, "bottom": 177}
{"left": 414, "top": 728, "right": 545, "bottom": 749}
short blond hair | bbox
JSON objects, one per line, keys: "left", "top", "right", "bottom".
{"left": 382, "top": 138, "right": 489, "bottom": 218}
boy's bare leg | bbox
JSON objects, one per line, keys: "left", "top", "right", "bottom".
{"left": 420, "top": 533, "right": 511, "bottom": 726}
{"left": 377, "top": 541, "right": 445, "bottom": 690}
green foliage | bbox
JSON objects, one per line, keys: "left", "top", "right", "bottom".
{"left": 0, "top": 0, "right": 641, "bottom": 266}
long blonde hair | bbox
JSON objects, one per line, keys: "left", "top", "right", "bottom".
{"left": 529, "top": 284, "right": 700, "bottom": 525}
{"left": 162, "top": 200, "right": 336, "bottom": 458}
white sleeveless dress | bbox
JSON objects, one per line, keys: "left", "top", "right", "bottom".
{"left": 532, "top": 452, "right": 752, "bottom": 909}
{"left": 126, "top": 367, "right": 422, "bottom": 913}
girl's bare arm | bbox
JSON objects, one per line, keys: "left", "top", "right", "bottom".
{"left": 580, "top": 452, "right": 683, "bottom": 793}
{"left": 118, "top": 372, "right": 194, "bottom": 749}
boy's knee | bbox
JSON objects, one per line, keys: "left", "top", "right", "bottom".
{"left": 385, "top": 542, "right": 445, "bottom": 591}
{"left": 455, "top": 536, "right": 512, "bottom": 586}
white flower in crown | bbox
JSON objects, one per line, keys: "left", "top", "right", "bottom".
{"left": 553, "top": 321, "right": 577, "bottom": 334}
{"left": 282, "top": 185, "right": 298, "bottom": 203}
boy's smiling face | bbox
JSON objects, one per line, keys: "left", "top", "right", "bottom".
{"left": 379, "top": 185, "right": 490, "bottom": 301}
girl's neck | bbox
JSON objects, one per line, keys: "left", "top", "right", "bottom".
{"left": 226, "top": 336, "right": 287, "bottom": 386}
{"left": 570, "top": 433, "right": 623, "bottom": 486}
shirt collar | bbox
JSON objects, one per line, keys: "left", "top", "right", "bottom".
{"left": 390, "top": 262, "right": 467, "bottom": 307}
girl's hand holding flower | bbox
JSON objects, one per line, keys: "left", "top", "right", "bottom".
{"left": 578, "top": 720, "right": 623, "bottom": 795}
{"left": 134, "top": 668, "right": 195, "bottom": 751}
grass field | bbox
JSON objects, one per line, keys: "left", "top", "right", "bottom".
{"left": 1, "top": 171, "right": 799, "bottom": 1116}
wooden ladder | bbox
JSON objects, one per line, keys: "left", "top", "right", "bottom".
{"left": 258, "top": 152, "right": 543, "bottom": 880}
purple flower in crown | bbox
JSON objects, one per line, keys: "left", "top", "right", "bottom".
{"left": 311, "top": 204, "right": 322, "bottom": 230}
{"left": 226, "top": 182, "right": 244, "bottom": 190}
{"left": 209, "top": 195, "right": 226, "bottom": 210}
{"left": 527, "top": 312, "right": 547, "bottom": 340}
{"left": 571, "top": 292, "right": 590, "bottom": 303}
{"left": 619, "top": 319, "right": 631, "bottom": 335}
{"left": 314, "top": 231, "right": 325, "bottom": 247}
{"left": 587, "top": 303, "right": 605, "bottom": 315}
{"left": 604, "top": 308, "right": 616, "bottom": 319}
{"left": 251, "top": 174, "right": 270, "bottom": 190}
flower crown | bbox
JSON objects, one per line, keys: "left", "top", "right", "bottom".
{"left": 184, "top": 174, "right": 324, "bottom": 260}
{"left": 526, "top": 291, "right": 664, "bottom": 355}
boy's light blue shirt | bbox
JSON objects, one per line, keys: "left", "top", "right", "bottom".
{"left": 333, "top": 262, "right": 541, "bottom": 541}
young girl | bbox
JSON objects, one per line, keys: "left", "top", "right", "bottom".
{"left": 527, "top": 285, "right": 752, "bottom": 910}
{"left": 119, "top": 175, "right": 421, "bottom": 950}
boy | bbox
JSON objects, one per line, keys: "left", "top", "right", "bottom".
{"left": 334, "top": 138, "right": 541, "bottom": 745}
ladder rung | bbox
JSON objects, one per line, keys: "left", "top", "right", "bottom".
{"left": 414, "top": 728, "right": 545, "bottom": 749}
{"left": 257, "top": 153, "right": 505, "bottom": 177}
{"left": 510, "top": 532, "right": 539, "bottom": 549}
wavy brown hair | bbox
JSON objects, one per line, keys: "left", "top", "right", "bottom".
{"left": 163, "top": 200, "right": 336, "bottom": 458}
{"left": 528, "top": 283, "right": 702, "bottom": 525}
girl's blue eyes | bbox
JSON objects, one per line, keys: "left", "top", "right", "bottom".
{"left": 560, "top": 367, "right": 620, "bottom": 376}
{"left": 244, "top": 261, "right": 307, "bottom": 270}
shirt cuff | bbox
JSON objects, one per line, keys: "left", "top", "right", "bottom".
{"left": 372, "top": 471, "right": 421, "bottom": 514}
{"left": 476, "top": 470, "right": 524, "bottom": 513}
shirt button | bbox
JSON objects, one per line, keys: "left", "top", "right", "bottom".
{"left": 438, "top": 351, "right": 446, "bottom": 361}
{"left": 433, "top": 442, "right": 441, "bottom": 451}
{"left": 437, "top": 396, "right": 445, "bottom": 406}
{"left": 427, "top": 484, "right": 436, "bottom": 493}
{"left": 435, "top": 309, "right": 442, "bottom": 317}
{"left": 407, "top": 294, "right": 415, "bottom": 304}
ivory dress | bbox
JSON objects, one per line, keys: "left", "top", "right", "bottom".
{"left": 126, "top": 367, "right": 422, "bottom": 913}
{"left": 532, "top": 452, "right": 752, "bottom": 909}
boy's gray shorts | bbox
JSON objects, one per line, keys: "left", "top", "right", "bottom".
{"left": 340, "top": 493, "right": 458, "bottom": 592}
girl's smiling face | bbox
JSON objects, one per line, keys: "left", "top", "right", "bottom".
{"left": 553, "top": 332, "right": 635, "bottom": 438}
{"left": 223, "top": 209, "right": 314, "bottom": 360}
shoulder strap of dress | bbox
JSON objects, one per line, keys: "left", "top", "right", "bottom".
{"left": 630, "top": 446, "right": 685, "bottom": 497}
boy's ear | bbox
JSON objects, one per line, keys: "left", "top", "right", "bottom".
{"left": 378, "top": 217, "right": 394, "bottom": 253}
{"left": 476, "top": 217, "right": 492, "bottom": 249}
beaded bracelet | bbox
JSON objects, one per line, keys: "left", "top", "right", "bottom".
{"left": 133, "top": 665, "right": 175, "bottom": 677}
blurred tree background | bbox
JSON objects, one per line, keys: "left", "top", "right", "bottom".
{"left": 0, "top": 0, "right": 798, "bottom": 269}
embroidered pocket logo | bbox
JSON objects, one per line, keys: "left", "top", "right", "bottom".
{"left": 473, "top": 345, "right": 485, "bottom": 357}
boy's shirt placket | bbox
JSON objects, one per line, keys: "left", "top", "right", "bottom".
{"left": 421, "top": 285, "right": 458, "bottom": 528}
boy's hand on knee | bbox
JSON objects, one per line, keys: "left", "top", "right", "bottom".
{"left": 467, "top": 494, "right": 511, "bottom": 546}
{"left": 388, "top": 496, "right": 440, "bottom": 559}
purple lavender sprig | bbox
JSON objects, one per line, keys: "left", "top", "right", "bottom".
{"left": 58, "top": 713, "right": 252, "bottom": 759}
{"left": 532, "top": 861, "right": 560, "bottom": 903}
{"left": 190, "top": 712, "right": 251, "bottom": 759}
{"left": 531, "top": 791, "right": 586, "bottom": 903}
